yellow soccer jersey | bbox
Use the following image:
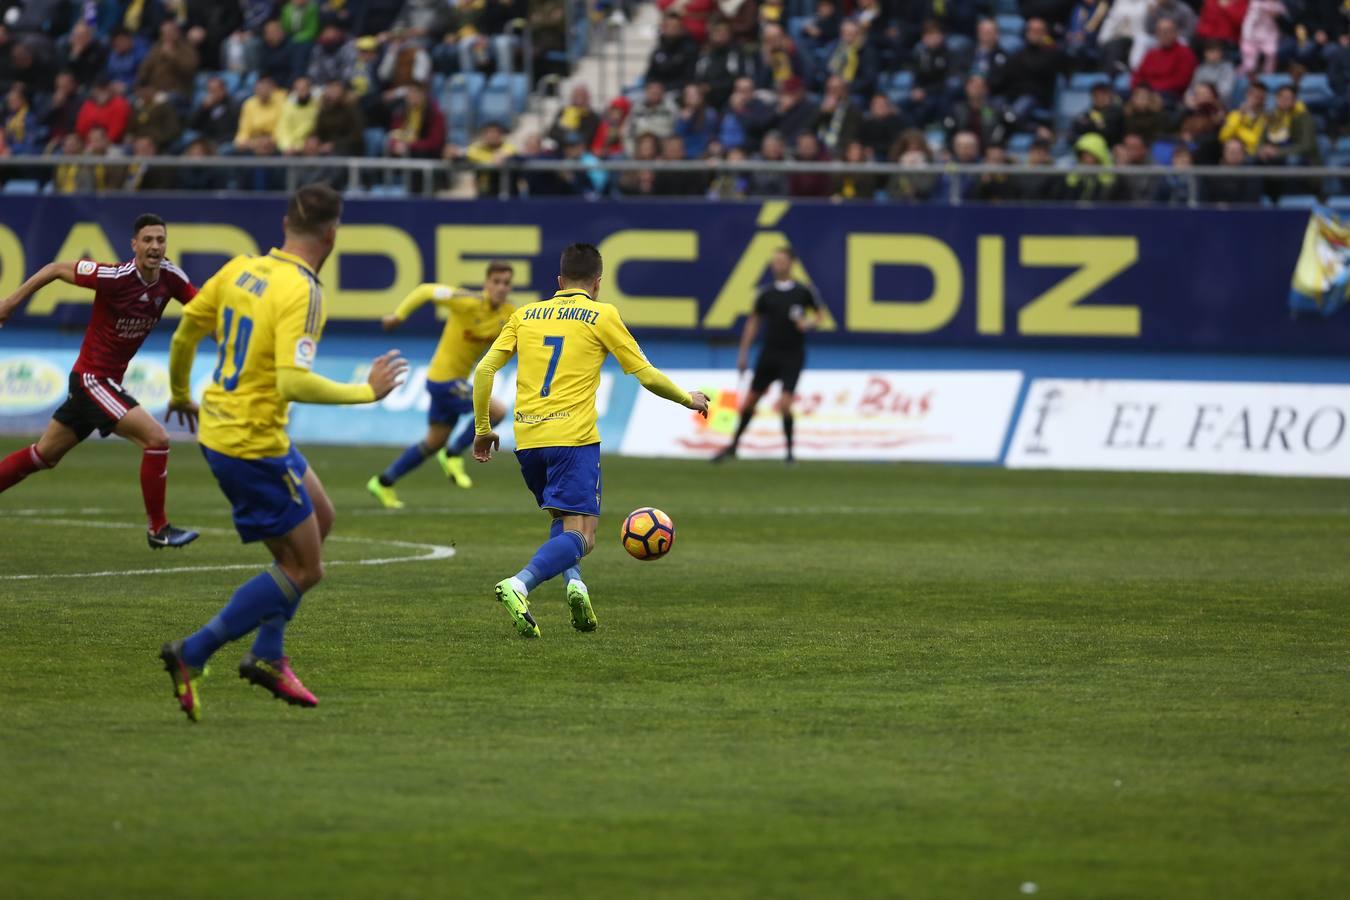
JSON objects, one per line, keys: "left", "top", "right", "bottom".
{"left": 393, "top": 284, "right": 516, "bottom": 381}
{"left": 182, "top": 249, "right": 326, "bottom": 459}
{"left": 482, "top": 288, "right": 648, "bottom": 449}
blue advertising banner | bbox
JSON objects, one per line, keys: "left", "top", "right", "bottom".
{"left": 0, "top": 195, "right": 1344, "bottom": 354}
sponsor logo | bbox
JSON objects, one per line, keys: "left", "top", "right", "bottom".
{"left": 122, "top": 361, "right": 171, "bottom": 408}
{"left": 0, "top": 356, "right": 67, "bottom": 414}
{"left": 294, "top": 337, "right": 317, "bottom": 369}
{"left": 76, "top": 260, "right": 97, "bottom": 276}
{"left": 1008, "top": 379, "right": 1350, "bottom": 477}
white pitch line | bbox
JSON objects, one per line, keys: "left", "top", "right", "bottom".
{"left": 338, "top": 504, "right": 1350, "bottom": 519}
{"left": 0, "top": 516, "right": 454, "bottom": 582}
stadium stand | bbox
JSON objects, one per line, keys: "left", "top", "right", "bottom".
{"left": 0, "top": 0, "right": 1345, "bottom": 201}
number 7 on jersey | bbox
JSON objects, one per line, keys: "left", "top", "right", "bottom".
{"left": 540, "top": 336, "right": 564, "bottom": 397}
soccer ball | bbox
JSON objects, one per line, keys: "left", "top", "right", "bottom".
{"left": 621, "top": 508, "right": 675, "bottom": 561}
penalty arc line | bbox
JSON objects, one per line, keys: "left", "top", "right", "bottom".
{"left": 0, "top": 517, "right": 455, "bottom": 582}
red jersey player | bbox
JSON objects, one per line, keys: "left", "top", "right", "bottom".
{"left": 0, "top": 213, "right": 200, "bottom": 549}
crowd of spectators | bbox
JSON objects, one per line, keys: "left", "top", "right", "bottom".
{"left": 0, "top": 0, "right": 1346, "bottom": 202}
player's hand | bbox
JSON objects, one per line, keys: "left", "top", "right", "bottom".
{"left": 381, "top": 314, "right": 402, "bottom": 331}
{"left": 687, "top": 391, "right": 710, "bottom": 418}
{"left": 163, "top": 399, "right": 199, "bottom": 433}
{"left": 367, "top": 349, "right": 409, "bottom": 400}
{"left": 0, "top": 299, "right": 17, "bottom": 327}
{"left": 736, "top": 356, "right": 748, "bottom": 376}
{"left": 473, "top": 431, "right": 499, "bottom": 462}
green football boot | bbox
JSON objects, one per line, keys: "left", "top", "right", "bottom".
{"left": 495, "top": 579, "right": 540, "bottom": 638}
{"left": 437, "top": 449, "right": 473, "bottom": 488}
{"left": 365, "top": 476, "right": 405, "bottom": 509}
{"left": 566, "top": 581, "right": 597, "bottom": 632}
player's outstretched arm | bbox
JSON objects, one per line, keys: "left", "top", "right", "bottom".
{"left": 277, "top": 350, "right": 408, "bottom": 405}
{"left": 736, "top": 314, "right": 761, "bottom": 374}
{"left": 166, "top": 315, "right": 216, "bottom": 432}
{"left": 382, "top": 283, "right": 473, "bottom": 330}
{"left": 0, "top": 262, "right": 79, "bottom": 327}
{"left": 633, "top": 365, "right": 710, "bottom": 418}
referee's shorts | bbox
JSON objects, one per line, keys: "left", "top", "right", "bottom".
{"left": 750, "top": 351, "right": 805, "bottom": 394}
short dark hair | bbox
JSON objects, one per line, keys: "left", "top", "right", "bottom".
{"left": 132, "top": 213, "right": 166, "bottom": 236}
{"left": 775, "top": 246, "right": 796, "bottom": 261}
{"left": 286, "top": 183, "right": 343, "bottom": 237}
{"left": 559, "top": 243, "right": 602, "bottom": 283}
{"left": 485, "top": 260, "right": 513, "bottom": 278}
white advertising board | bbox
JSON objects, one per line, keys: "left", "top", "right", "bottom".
{"left": 1007, "top": 379, "right": 1350, "bottom": 477}
{"left": 619, "top": 369, "right": 1023, "bottom": 462}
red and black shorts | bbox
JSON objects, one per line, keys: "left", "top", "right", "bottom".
{"left": 53, "top": 372, "right": 140, "bottom": 440}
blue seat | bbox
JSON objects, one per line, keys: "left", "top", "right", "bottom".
{"left": 1299, "top": 72, "right": 1331, "bottom": 105}
{"left": 485, "top": 72, "right": 527, "bottom": 116}
{"left": 995, "top": 0, "right": 1019, "bottom": 13}
{"left": 1336, "top": 136, "right": 1350, "bottom": 153}
{"left": 1008, "top": 132, "right": 1034, "bottom": 154}
{"left": 787, "top": 16, "right": 811, "bottom": 47}
{"left": 477, "top": 88, "right": 514, "bottom": 129}
{"left": 441, "top": 73, "right": 482, "bottom": 131}
{"left": 369, "top": 183, "right": 409, "bottom": 197}
{"left": 1326, "top": 196, "right": 1350, "bottom": 212}
{"left": 1229, "top": 73, "right": 1249, "bottom": 106}
{"left": 996, "top": 14, "right": 1024, "bottom": 37}
{"left": 2, "top": 179, "right": 41, "bottom": 194}
{"left": 1056, "top": 88, "right": 1092, "bottom": 129}
{"left": 1003, "top": 35, "right": 1024, "bottom": 54}
{"left": 363, "top": 127, "right": 387, "bottom": 158}
{"left": 1069, "top": 72, "right": 1108, "bottom": 90}
{"left": 219, "top": 71, "right": 242, "bottom": 96}
{"left": 1278, "top": 195, "right": 1321, "bottom": 209}
{"left": 887, "top": 70, "right": 913, "bottom": 92}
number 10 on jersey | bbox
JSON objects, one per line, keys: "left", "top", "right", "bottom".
{"left": 212, "top": 308, "right": 254, "bottom": 392}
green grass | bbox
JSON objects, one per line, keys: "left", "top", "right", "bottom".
{"left": 2, "top": 439, "right": 1348, "bottom": 899}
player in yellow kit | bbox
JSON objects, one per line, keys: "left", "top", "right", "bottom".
{"left": 155, "top": 184, "right": 407, "bottom": 722}
{"left": 472, "top": 243, "right": 709, "bottom": 638}
{"left": 365, "top": 261, "right": 515, "bottom": 508}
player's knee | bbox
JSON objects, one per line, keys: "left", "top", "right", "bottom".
{"left": 777, "top": 396, "right": 794, "bottom": 415}
{"left": 567, "top": 529, "right": 595, "bottom": 557}
{"left": 146, "top": 427, "right": 171, "bottom": 450}
{"left": 297, "top": 561, "right": 325, "bottom": 591}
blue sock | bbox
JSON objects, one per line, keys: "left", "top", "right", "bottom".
{"left": 515, "top": 531, "right": 586, "bottom": 591}
{"left": 380, "top": 441, "right": 434, "bottom": 486}
{"left": 182, "top": 567, "right": 300, "bottom": 667}
{"left": 251, "top": 592, "right": 302, "bottom": 660}
{"left": 447, "top": 420, "right": 474, "bottom": 456}
{"left": 547, "top": 519, "right": 583, "bottom": 583}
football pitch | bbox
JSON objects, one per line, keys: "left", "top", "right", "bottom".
{"left": 1, "top": 439, "right": 1347, "bottom": 899}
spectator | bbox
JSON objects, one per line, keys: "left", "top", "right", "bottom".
{"left": 137, "top": 21, "right": 199, "bottom": 100}
{"left": 1219, "top": 81, "right": 1268, "bottom": 153}
{"left": 459, "top": 121, "right": 516, "bottom": 196}
{"left": 968, "top": 19, "right": 1010, "bottom": 83}
{"left": 1179, "top": 110, "right": 1224, "bottom": 164}
{"left": 708, "top": 145, "right": 751, "bottom": 200}
{"left": 1015, "top": 138, "right": 1060, "bottom": 200}
{"left": 910, "top": 20, "right": 953, "bottom": 123}
{"left": 533, "top": 132, "right": 603, "bottom": 197}
{"left": 124, "top": 135, "right": 176, "bottom": 191}
{"left": 189, "top": 75, "right": 239, "bottom": 146}
{"left": 625, "top": 81, "right": 676, "bottom": 154}
{"left": 39, "top": 70, "right": 82, "bottom": 147}
{"left": 815, "top": 74, "right": 862, "bottom": 155}
{"left": 859, "top": 93, "right": 903, "bottom": 161}
{"left": 259, "top": 19, "right": 294, "bottom": 85}
{"left": 281, "top": 0, "right": 320, "bottom": 75}
{"left": 177, "top": 137, "right": 226, "bottom": 190}
{"left": 221, "top": 28, "right": 261, "bottom": 74}
{"left": 658, "top": 0, "right": 716, "bottom": 44}
{"left": 1098, "top": 0, "right": 1151, "bottom": 74}
{"left": 1196, "top": 0, "right": 1249, "bottom": 50}
{"left": 1192, "top": 41, "right": 1237, "bottom": 102}
{"left": 1060, "top": 132, "right": 1123, "bottom": 202}
{"left": 1258, "top": 84, "right": 1319, "bottom": 165}
{"left": 591, "top": 96, "right": 632, "bottom": 158}
{"left": 974, "top": 144, "right": 1018, "bottom": 202}
{"left": 1132, "top": 18, "right": 1197, "bottom": 99}
{"left": 1115, "top": 131, "right": 1159, "bottom": 202}
{"left": 748, "top": 129, "right": 789, "bottom": 196}
{"left": 694, "top": 18, "right": 757, "bottom": 110}
{"left": 832, "top": 139, "right": 878, "bottom": 201}
{"left": 186, "top": 2, "right": 245, "bottom": 72}
{"left": 9, "top": 41, "right": 54, "bottom": 94}
{"left": 126, "top": 83, "right": 182, "bottom": 150}
{"left": 757, "top": 23, "right": 806, "bottom": 92}
{"left": 771, "top": 76, "right": 819, "bottom": 143}
{"left": 0, "top": 24, "right": 13, "bottom": 88}
{"left": 61, "top": 21, "right": 106, "bottom": 85}
{"left": 946, "top": 129, "right": 983, "bottom": 201}
{"left": 75, "top": 76, "right": 131, "bottom": 143}
{"left": 1146, "top": 0, "right": 1199, "bottom": 46}
{"left": 654, "top": 134, "right": 707, "bottom": 195}
{"left": 1122, "top": 84, "right": 1170, "bottom": 143}
{"left": 1328, "top": 36, "right": 1350, "bottom": 132}
{"left": 378, "top": 35, "right": 432, "bottom": 90}
{"left": 1202, "top": 137, "right": 1262, "bottom": 203}
{"left": 548, "top": 84, "right": 601, "bottom": 149}
{"left": 312, "top": 78, "right": 365, "bottom": 156}
{"left": 52, "top": 132, "right": 90, "bottom": 194}
{"left": 1155, "top": 144, "right": 1197, "bottom": 204}
{"left": 83, "top": 125, "right": 127, "bottom": 191}
{"left": 889, "top": 130, "right": 939, "bottom": 202}
{"left": 1064, "top": 0, "right": 1109, "bottom": 70}
{"left": 787, "top": 131, "right": 831, "bottom": 198}
{"left": 675, "top": 83, "right": 719, "bottom": 158}
{"left": 386, "top": 82, "right": 445, "bottom": 158}
{"left": 346, "top": 35, "right": 384, "bottom": 122}
{"left": 1181, "top": 80, "right": 1227, "bottom": 138}
{"left": 307, "top": 24, "right": 350, "bottom": 85}
{"left": 3, "top": 84, "right": 40, "bottom": 155}
{"left": 1241, "top": 0, "right": 1286, "bottom": 75}
{"left": 800, "top": 0, "right": 843, "bottom": 54}
{"left": 1071, "top": 79, "right": 1125, "bottom": 147}
{"left": 234, "top": 74, "right": 285, "bottom": 155}
{"left": 944, "top": 74, "right": 1011, "bottom": 151}
{"left": 105, "top": 28, "right": 148, "bottom": 87}
{"left": 824, "top": 18, "right": 877, "bottom": 98}
{"left": 996, "top": 18, "right": 1065, "bottom": 123}
{"left": 617, "top": 131, "right": 661, "bottom": 195}
{"left": 277, "top": 75, "right": 319, "bottom": 154}
{"left": 719, "top": 76, "right": 774, "bottom": 150}
{"left": 646, "top": 13, "right": 699, "bottom": 90}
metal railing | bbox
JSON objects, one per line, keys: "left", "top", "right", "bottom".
{"left": 3, "top": 155, "right": 1347, "bottom": 207}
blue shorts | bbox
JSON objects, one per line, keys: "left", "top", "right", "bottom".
{"left": 515, "top": 443, "right": 602, "bottom": 517}
{"left": 427, "top": 379, "right": 473, "bottom": 425}
{"left": 202, "top": 444, "right": 314, "bottom": 543}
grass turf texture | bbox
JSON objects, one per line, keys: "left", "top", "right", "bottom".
{"left": 1, "top": 438, "right": 1348, "bottom": 899}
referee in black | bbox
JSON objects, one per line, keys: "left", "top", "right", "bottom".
{"left": 713, "top": 247, "right": 820, "bottom": 464}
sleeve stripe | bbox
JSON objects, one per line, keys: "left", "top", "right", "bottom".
{"left": 305, "top": 281, "right": 322, "bottom": 335}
